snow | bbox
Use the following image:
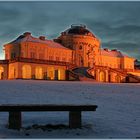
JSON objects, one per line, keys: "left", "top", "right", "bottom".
{"left": 0, "top": 80, "right": 140, "bottom": 138}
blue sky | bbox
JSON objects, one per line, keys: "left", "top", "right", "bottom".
{"left": 0, "top": 1, "right": 140, "bottom": 59}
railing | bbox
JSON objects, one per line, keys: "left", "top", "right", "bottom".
{"left": 127, "top": 73, "right": 140, "bottom": 82}
{"left": 87, "top": 65, "right": 128, "bottom": 77}
{"left": 67, "top": 64, "right": 78, "bottom": 70}
{"left": 67, "top": 70, "right": 80, "bottom": 80}
{"left": 109, "top": 67, "right": 128, "bottom": 76}
{"left": 0, "top": 60, "right": 9, "bottom": 64}
{"left": 9, "top": 57, "right": 73, "bottom": 66}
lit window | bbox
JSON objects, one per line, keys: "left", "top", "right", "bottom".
{"left": 30, "top": 52, "right": 36, "bottom": 59}
{"left": 49, "top": 56, "right": 53, "bottom": 60}
{"left": 69, "top": 58, "right": 72, "bottom": 62}
{"left": 11, "top": 53, "right": 16, "bottom": 59}
{"left": 79, "top": 45, "right": 82, "bottom": 50}
{"left": 39, "top": 53, "right": 44, "bottom": 59}
{"left": 21, "top": 52, "right": 24, "bottom": 57}
{"left": 56, "top": 57, "right": 60, "bottom": 61}
{"left": 62, "top": 57, "right": 66, "bottom": 61}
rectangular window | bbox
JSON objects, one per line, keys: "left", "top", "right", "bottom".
{"left": 21, "top": 52, "right": 24, "bottom": 57}
{"left": 62, "top": 57, "right": 66, "bottom": 62}
{"left": 49, "top": 56, "right": 53, "bottom": 60}
{"left": 5, "top": 53, "right": 8, "bottom": 59}
{"left": 69, "top": 58, "right": 72, "bottom": 62}
{"left": 30, "top": 52, "right": 36, "bottom": 58}
{"left": 56, "top": 57, "right": 60, "bottom": 61}
{"left": 39, "top": 53, "right": 44, "bottom": 59}
{"left": 11, "top": 53, "right": 16, "bottom": 59}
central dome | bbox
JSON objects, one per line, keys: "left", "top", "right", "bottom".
{"left": 64, "top": 24, "right": 95, "bottom": 37}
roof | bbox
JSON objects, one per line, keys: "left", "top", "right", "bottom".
{"left": 6, "top": 32, "right": 70, "bottom": 50}
{"left": 101, "top": 49, "right": 129, "bottom": 58}
{"left": 63, "top": 24, "right": 96, "bottom": 37}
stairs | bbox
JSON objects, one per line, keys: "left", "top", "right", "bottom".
{"left": 127, "top": 73, "right": 140, "bottom": 83}
{"left": 67, "top": 65, "right": 140, "bottom": 83}
{"left": 72, "top": 67, "right": 96, "bottom": 81}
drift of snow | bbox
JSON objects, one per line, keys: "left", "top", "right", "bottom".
{"left": 0, "top": 80, "right": 140, "bottom": 138}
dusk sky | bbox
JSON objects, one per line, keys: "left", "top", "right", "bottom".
{"left": 0, "top": 1, "right": 140, "bottom": 60}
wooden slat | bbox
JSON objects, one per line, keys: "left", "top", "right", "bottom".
{"left": 0, "top": 104, "right": 97, "bottom": 112}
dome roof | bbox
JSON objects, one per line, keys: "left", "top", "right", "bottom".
{"left": 63, "top": 24, "right": 96, "bottom": 37}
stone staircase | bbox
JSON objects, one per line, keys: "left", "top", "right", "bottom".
{"left": 127, "top": 73, "right": 140, "bottom": 83}
{"left": 72, "top": 67, "right": 96, "bottom": 82}
{"left": 67, "top": 64, "right": 140, "bottom": 83}
{"left": 87, "top": 65, "right": 140, "bottom": 83}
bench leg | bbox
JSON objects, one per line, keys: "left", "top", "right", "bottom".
{"left": 8, "top": 111, "right": 22, "bottom": 130}
{"left": 69, "top": 111, "right": 81, "bottom": 128}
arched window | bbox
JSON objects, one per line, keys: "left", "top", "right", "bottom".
{"left": 115, "top": 75, "right": 121, "bottom": 83}
{"left": 0, "top": 66, "right": 4, "bottom": 79}
{"left": 79, "top": 45, "right": 82, "bottom": 50}
{"left": 47, "top": 67, "right": 54, "bottom": 80}
{"left": 58, "top": 68, "right": 65, "bottom": 80}
{"left": 35, "top": 66, "right": 43, "bottom": 79}
{"left": 22, "top": 65, "right": 31, "bottom": 79}
{"left": 9, "top": 66, "right": 16, "bottom": 79}
{"left": 99, "top": 71, "right": 106, "bottom": 82}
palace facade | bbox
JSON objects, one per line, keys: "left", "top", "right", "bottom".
{"left": 0, "top": 24, "right": 140, "bottom": 82}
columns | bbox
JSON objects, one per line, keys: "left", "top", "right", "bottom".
{"left": 105, "top": 70, "right": 108, "bottom": 82}
{"left": 95, "top": 69, "right": 100, "bottom": 81}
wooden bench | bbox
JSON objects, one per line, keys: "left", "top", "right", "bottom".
{"left": 0, "top": 104, "right": 97, "bottom": 130}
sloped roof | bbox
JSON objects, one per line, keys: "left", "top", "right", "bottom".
{"left": 101, "top": 49, "right": 129, "bottom": 58}
{"left": 6, "top": 32, "right": 70, "bottom": 50}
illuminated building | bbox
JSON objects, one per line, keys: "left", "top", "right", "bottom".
{"left": 0, "top": 24, "right": 140, "bottom": 82}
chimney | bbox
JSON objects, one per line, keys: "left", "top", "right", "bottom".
{"left": 23, "top": 32, "right": 31, "bottom": 36}
{"left": 39, "top": 36, "right": 46, "bottom": 41}
{"left": 104, "top": 48, "right": 109, "bottom": 52}
{"left": 111, "top": 49, "right": 117, "bottom": 52}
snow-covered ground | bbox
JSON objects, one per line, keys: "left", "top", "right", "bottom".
{"left": 0, "top": 80, "right": 140, "bottom": 138}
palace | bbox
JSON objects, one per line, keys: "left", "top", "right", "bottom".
{"left": 0, "top": 24, "right": 140, "bottom": 82}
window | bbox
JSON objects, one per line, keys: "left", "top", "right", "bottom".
{"left": 49, "top": 56, "right": 53, "bottom": 60}
{"left": 5, "top": 53, "right": 8, "bottom": 59}
{"left": 39, "top": 53, "right": 44, "bottom": 59}
{"left": 62, "top": 57, "right": 66, "bottom": 61}
{"left": 21, "top": 52, "right": 24, "bottom": 57}
{"left": 91, "top": 47, "right": 94, "bottom": 51}
{"left": 56, "top": 57, "right": 60, "bottom": 61}
{"left": 79, "top": 45, "right": 82, "bottom": 50}
{"left": 11, "top": 53, "right": 16, "bottom": 59}
{"left": 30, "top": 52, "right": 36, "bottom": 59}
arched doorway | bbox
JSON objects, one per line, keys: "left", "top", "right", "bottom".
{"left": 35, "top": 66, "right": 43, "bottom": 79}
{"left": 99, "top": 71, "right": 106, "bottom": 82}
{"left": 115, "top": 75, "right": 121, "bottom": 83}
{"left": 22, "top": 65, "right": 31, "bottom": 79}
{"left": 47, "top": 67, "right": 54, "bottom": 80}
{"left": 0, "top": 66, "right": 4, "bottom": 80}
{"left": 58, "top": 68, "right": 65, "bottom": 80}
